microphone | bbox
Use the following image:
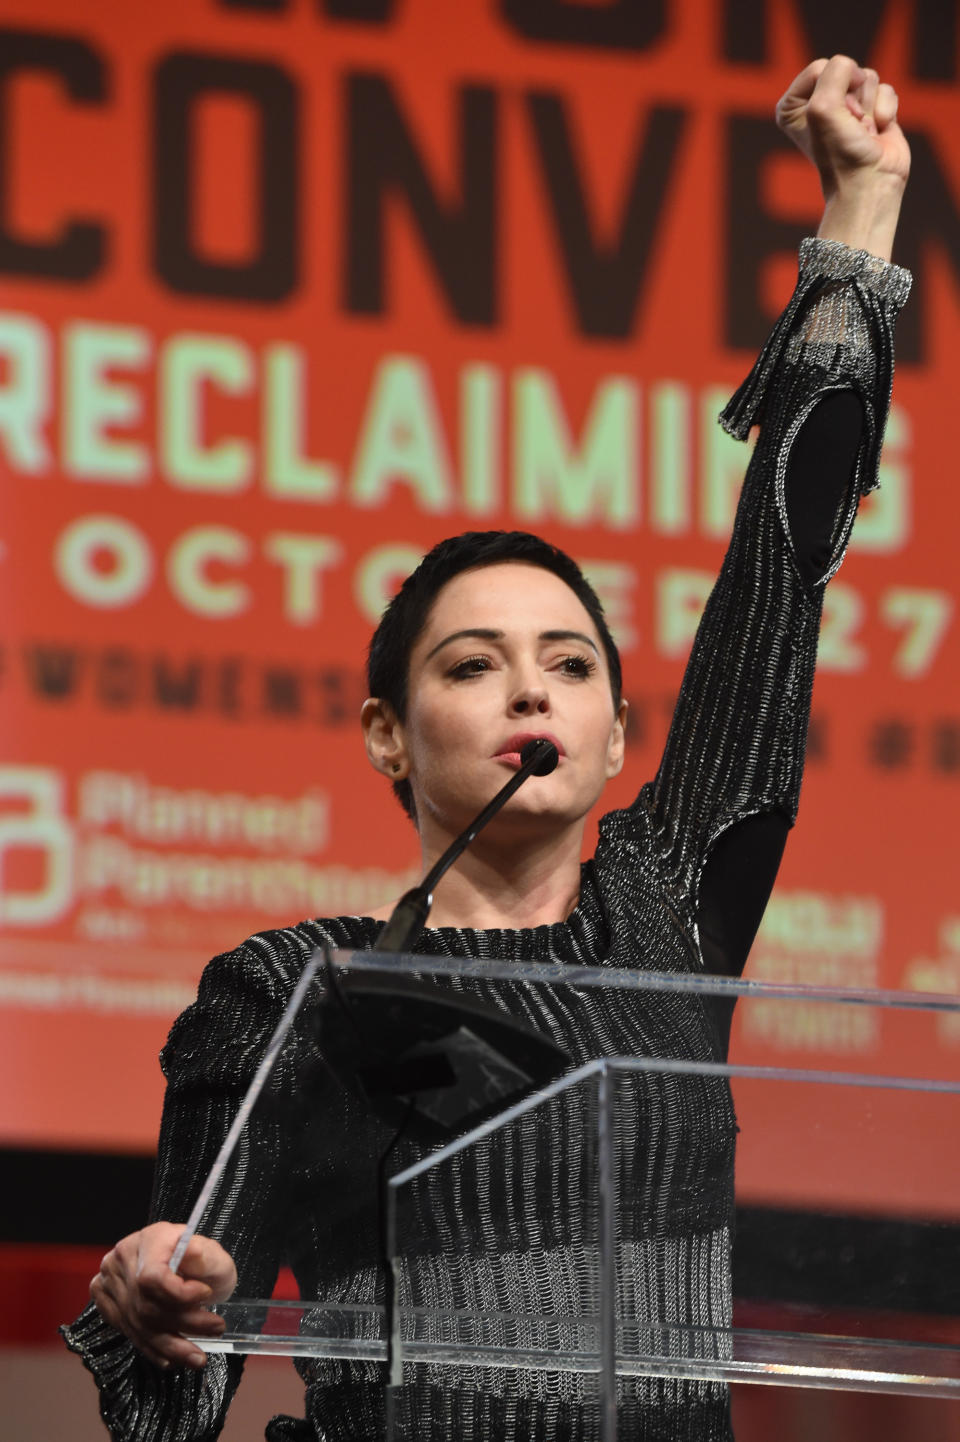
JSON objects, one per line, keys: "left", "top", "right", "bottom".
{"left": 373, "top": 736, "right": 560, "bottom": 955}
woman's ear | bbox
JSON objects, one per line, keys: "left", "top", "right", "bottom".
{"left": 361, "top": 697, "right": 409, "bottom": 779}
{"left": 605, "top": 699, "right": 628, "bottom": 779}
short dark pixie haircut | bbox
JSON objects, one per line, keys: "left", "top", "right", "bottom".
{"left": 367, "top": 531, "right": 623, "bottom": 820}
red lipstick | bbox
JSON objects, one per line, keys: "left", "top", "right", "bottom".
{"left": 492, "top": 731, "right": 565, "bottom": 766}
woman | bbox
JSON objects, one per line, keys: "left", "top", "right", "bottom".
{"left": 64, "top": 56, "right": 911, "bottom": 1442}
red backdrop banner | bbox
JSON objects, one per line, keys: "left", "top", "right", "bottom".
{"left": 1, "top": 0, "right": 958, "bottom": 1217}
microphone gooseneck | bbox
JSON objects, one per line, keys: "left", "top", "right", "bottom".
{"left": 374, "top": 737, "right": 560, "bottom": 954}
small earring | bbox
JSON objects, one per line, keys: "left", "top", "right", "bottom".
{"left": 392, "top": 763, "right": 401, "bottom": 774}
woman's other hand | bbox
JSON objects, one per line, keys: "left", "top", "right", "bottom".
{"left": 90, "top": 1222, "right": 237, "bottom": 1371}
{"left": 776, "top": 55, "right": 909, "bottom": 260}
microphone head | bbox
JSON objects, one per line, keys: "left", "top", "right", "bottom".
{"left": 520, "top": 738, "right": 560, "bottom": 776}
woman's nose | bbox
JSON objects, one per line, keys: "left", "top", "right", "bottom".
{"left": 509, "top": 680, "right": 550, "bottom": 716}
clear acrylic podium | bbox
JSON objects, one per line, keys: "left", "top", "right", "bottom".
{"left": 174, "top": 949, "right": 960, "bottom": 1438}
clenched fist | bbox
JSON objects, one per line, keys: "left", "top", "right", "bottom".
{"left": 776, "top": 56, "right": 909, "bottom": 261}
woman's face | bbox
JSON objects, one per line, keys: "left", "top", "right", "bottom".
{"left": 377, "top": 562, "right": 627, "bottom": 841}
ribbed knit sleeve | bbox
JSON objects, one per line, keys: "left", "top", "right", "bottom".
{"left": 61, "top": 928, "right": 318, "bottom": 1442}
{"left": 623, "top": 238, "right": 911, "bottom": 889}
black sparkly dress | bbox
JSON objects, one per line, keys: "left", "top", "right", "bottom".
{"left": 63, "top": 238, "right": 911, "bottom": 1442}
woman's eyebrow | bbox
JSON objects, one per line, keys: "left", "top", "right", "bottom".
{"left": 540, "top": 629, "right": 600, "bottom": 655}
{"left": 424, "top": 628, "right": 504, "bottom": 662}
{"left": 424, "top": 627, "right": 600, "bottom": 663}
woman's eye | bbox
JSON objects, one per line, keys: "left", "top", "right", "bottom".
{"left": 449, "top": 655, "right": 491, "bottom": 679}
{"left": 558, "top": 653, "right": 596, "bottom": 679}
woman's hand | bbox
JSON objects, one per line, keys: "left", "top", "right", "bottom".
{"left": 776, "top": 55, "right": 909, "bottom": 260}
{"left": 90, "top": 1222, "right": 237, "bottom": 1371}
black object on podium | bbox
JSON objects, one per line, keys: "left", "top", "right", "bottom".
{"left": 317, "top": 963, "right": 570, "bottom": 1142}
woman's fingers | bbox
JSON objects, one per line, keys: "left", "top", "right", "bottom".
{"left": 136, "top": 1254, "right": 211, "bottom": 1307}
{"left": 139, "top": 1273, "right": 213, "bottom": 1309}
{"left": 128, "top": 1323, "right": 214, "bottom": 1372}
{"left": 853, "top": 68, "right": 880, "bottom": 134}
{"left": 777, "top": 55, "right": 867, "bottom": 126}
{"left": 155, "top": 1334, "right": 212, "bottom": 1370}
{"left": 776, "top": 55, "right": 868, "bottom": 163}
{"left": 176, "top": 1234, "right": 238, "bottom": 1302}
{"left": 89, "top": 1268, "right": 123, "bottom": 1329}
{"left": 805, "top": 55, "right": 864, "bottom": 119}
{"left": 123, "top": 1285, "right": 226, "bottom": 1368}
{"left": 860, "top": 69, "right": 879, "bottom": 116}
{"left": 132, "top": 1292, "right": 227, "bottom": 1336}
{"left": 778, "top": 57, "right": 830, "bottom": 110}
{"left": 134, "top": 1313, "right": 225, "bottom": 1371}
{"left": 875, "top": 82, "right": 900, "bottom": 132}
{"left": 775, "top": 58, "right": 824, "bottom": 141}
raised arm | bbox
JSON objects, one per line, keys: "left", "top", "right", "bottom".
{"left": 643, "top": 58, "right": 911, "bottom": 892}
